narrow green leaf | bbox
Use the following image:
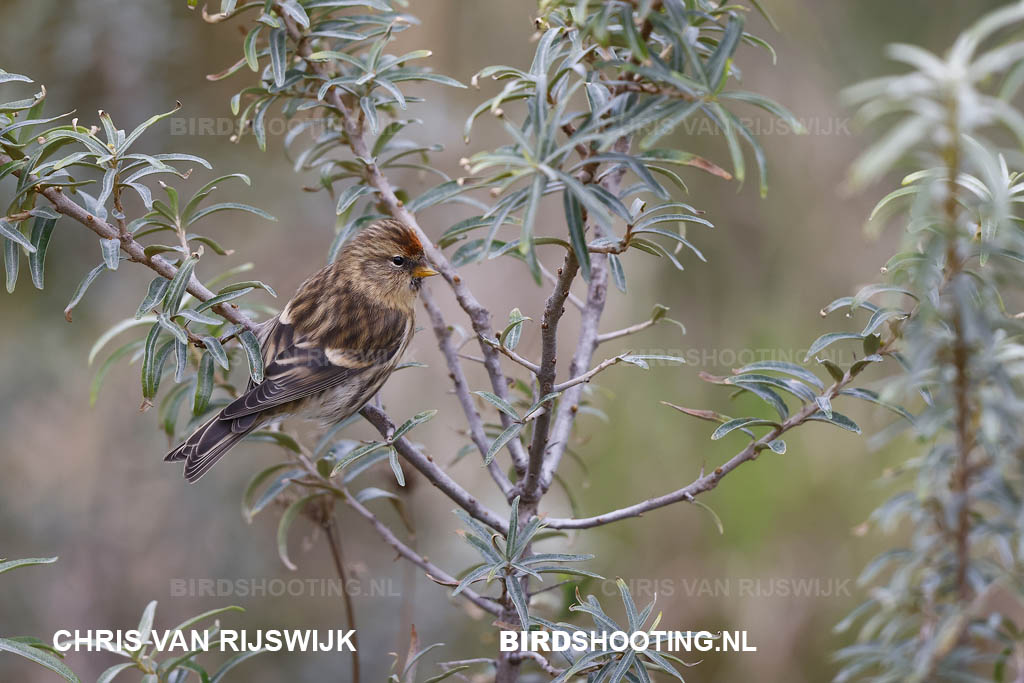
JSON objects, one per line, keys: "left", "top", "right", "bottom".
{"left": 164, "top": 256, "right": 197, "bottom": 316}
{"left": 815, "top": 395, "right": 833, "bottom": 419}
{"left": 217, "top": 280, "right": 277, "bottom": 297}
{"left": 188, "top": 202, "right": 275, "bottom": 225}
{"left": 64, "top": 263, "right": 107, "bottom": 322}
{"left": 238, "top": 330, "right": 264, "bottom": 383}
{"left": 360, "top": 96, "right": 378, "bottom": 134}
{"left": 243, "top": 25, "right": 262, "bottom": 71}
{"left": 0, "top": 71, "right": 32, "bottom": 84}
{"left": 711, "top": 417, "right": 780, "bottom": 440}
{"left": 0, "top": 556, "right": 57, "bottom": 574}
{"left": 504, "top": 575, "right": 530, "bottom": 629}
{"left": 563, "top": 190, "right": 590, "bottom": 281}
{"left": 330, "top": 441, "right": 388, "bottom": 476}
{"left": 195, "top": 287, "right": 252, "bottom": 312}
{"left": 202, "top": 336, "right": 230, "bottom": 369}
{"left": 391, "top": 409, "right": 437, "bottom": 440}
{"left": 804, "top": 332, "right": 863, "bottom": 361}
{"left": 277, "top": 493, "right": 324, "bottom": 570}
{"left": 4, "top": 237, "right": 18, "bottom": 293}
{"left": 335, "top": 184, "right": 373, "bottom": 215}
{"left": 28, "top": 217, "right": 56, "bottom": 289}
{"left": 839, "top": 388, "right": 914, "bottom": 422}
{"left": 387, "top": 447, "right": 405, "bottom": 486}
{"left": 193, "top": 351, "right": 215, "bottom": 415}
{"left": 500, "top": 308, "right": 528, "bottom": 351}
{"left": 0, "top": 638, "right": 79, "bottom": 683}
{"left": 818, "top": 358, "right": 846, "bottom": 383}
{"left": 518, "top": 173, "right": 545, "bottom": 257}
{"left": 406, "top": 180, "right": 468, "bottom": 213}
{"left": 120, "top": 102, "right": 182, "bottom": 153}
{"left": 100, "top": 238, "right": 120, "bottom": 270}
{"left": 0, "top": 219, "right": 35, "bottom": 252}
{"left": 473, "top": 390, "right": 520, "bottom": 420}
{"left": 247, "top": 430, "right": 302, "bottom": 453}
{"left": 133, "top": 277, "right": 169, "bottom": 319}
{"left": 807, "top": 410, "right": 861, "bottom": 434}
{"left": 735, "top": 360, "right": 824, "bottom": 390}
{"left": 136, "top": 600, "right": 157, "bottom": 647}
{"left": 485, "top": 423, "right": 522, "bottom": 465}
{"left": 608, "top": 254, "right": 626, "bottom": 293}
{"left": 269, "top": 28, "right": 287, "bottom": 88}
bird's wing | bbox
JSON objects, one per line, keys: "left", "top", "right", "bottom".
{"left": 220, "top": 315, "right": 409, "bottom": 420}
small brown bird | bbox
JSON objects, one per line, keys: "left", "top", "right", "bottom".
{"left": 165, "top": 218, "right": 438, "bottom": 482}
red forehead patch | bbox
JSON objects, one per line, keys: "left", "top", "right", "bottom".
{"left": 377, "top": 219, "right": 422, "bottom": 253}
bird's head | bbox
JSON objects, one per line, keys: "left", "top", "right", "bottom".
{"left": 343, "top": 218, "right": 438, "bottom": 306}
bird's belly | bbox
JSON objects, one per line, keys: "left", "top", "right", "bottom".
{"left": 297, "top": 368, "right": 392, "bottom": 425}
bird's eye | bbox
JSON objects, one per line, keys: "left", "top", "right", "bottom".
{"left": 391, "top": 255, "right": 406, "bottom": 266}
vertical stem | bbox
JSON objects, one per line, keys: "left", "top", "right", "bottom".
{"left": 942, "top": 102, "right": 972, "bottom": 601}
{"left": 523, "top": 251, "right": 580, "bottom": 501}
{"left": 324, "top": 514, "right": 361, "bottom": 683}
{"left": 494, "top": 649, "right": 521, "bottom": 682}
{"left": 541, "top": 253, "right": 609, "bottom": 492}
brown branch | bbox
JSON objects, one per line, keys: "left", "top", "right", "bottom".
{"left": 537, "top": 134, "right": 631, "bottom": 494}
{"left": 339, "top": 486, "right": 503, "bottom": 616}
{"left": 942, "top": 128, "right": 973, "bottom": 602}
{"left": 0, "top": 152, "right": 258, "bottom": 333}
{"left": 523, "top": 251, "right": 580, "bottom": 501}
{"left": 545, "top": 355, "right": 874, "bottom": 530}
{"left": 538, "top": 255, "right": 608, "bottom": 495}
{"left": 359, "top": 404, "right": 509, "bottom": 534}
{"left": 540, "top": 260, "right": 584, "bottom": 310}
{"left": 323, "top": 512, "right": 360, "bottom": 683}
{"left": 288, "top": 442, "right": 502, "bottom": 618}
{"left": 421, "top": 287, "right": 517, "bottom": 496}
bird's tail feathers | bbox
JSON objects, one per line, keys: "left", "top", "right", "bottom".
{"left": 164, "top": 412, "right": 260, "bottom": 483}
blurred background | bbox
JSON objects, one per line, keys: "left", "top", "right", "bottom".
{"left": 0, "top": 0, "right": 1011, "bottom": 680}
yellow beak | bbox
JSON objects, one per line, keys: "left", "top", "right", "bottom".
{"left": 412, "top": 264, "right": 439, "bottom": 278}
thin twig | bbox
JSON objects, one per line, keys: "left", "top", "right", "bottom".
{"left": 339, "top": 487, "right": 503, "bottom": 616}
{"left": 515, "top": 650, "right": 562, "bottom": 676}
{"left": 481, "top": 334, "right": 541, "bottom": 374}
{"left": 323, "top": 512, "right": 361, "bottom": 683}
{"left": 421, "top": 288, "right": 518, "bottom": 495}
{"left": 544, "top": 359, "right": 871, "bottom": 529}
{"left": 596, "top": 318, "right": 658, "bottom": 344}
{"left": 286, "top": 440, "right": 502, "bottom": 619}
{"left": 359, "top": 404, "right": 509, "bottom": 534}
{"left": 551, "top": 353, "right": 630, "bottom": 393}
{"left": 0, "top": 152, "right": 257, "bottom": 333}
